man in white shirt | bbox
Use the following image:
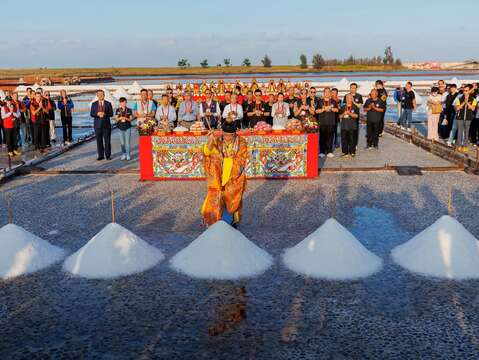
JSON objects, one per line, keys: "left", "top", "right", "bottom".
{"left": 271, "top": 92, "right": 290, "bottom": 127}
{"left": 222, "top": 93, "right": 243, "bottom": 129}
{"left": 155, "top": 94, "right": 177, "bottom": 129}
{"left": 199, "top": 89, "right": 221, "bottom": 129}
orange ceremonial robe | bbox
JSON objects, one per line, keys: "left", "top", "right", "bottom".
{"left": 201, "top": 136, "right": 248, "bottom": 226}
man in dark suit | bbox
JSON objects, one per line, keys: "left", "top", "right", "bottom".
{"left": 90, "top": 90, "right": 114, "bottom": 160}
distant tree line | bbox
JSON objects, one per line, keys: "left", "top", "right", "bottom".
{"left": 178, "top": 46, "right": 402, "bottom": 69}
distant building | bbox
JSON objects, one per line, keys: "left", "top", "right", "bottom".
{"left": 405, "top": 60, "right": 479, "bottom": 70}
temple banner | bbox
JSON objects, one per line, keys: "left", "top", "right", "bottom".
{"left": 139, "top": 132, "right": 319, "bottom": 180}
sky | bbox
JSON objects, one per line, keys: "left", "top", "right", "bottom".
{"left": 0, "top": 0, "right": 475, "bottom": 68}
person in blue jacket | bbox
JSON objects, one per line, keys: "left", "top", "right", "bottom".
{"left": 57, "top": 90, "right": 74, "bottom": 145}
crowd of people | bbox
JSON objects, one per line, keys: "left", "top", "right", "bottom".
{"left": 0, "top": 87, "right": 74, "bottom": 157}
{"left": 394, "top": 80, "right": 479, "bottom": 152}
{"left": 1, "top": 78, "right": 478, "bottom": 161}
{"left": 119, "top": 81, "right": 389, "bottom": 159}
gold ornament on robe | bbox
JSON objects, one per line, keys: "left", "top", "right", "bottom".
{"left": 200, "top": 81, "right": 208, "bottom": 94}
{"left": 218, "top": 80, "right": 225, "bottom": 96}
{"left": 251, "top": 79, "right": 258, "bottom": 92}
{"left": 201, "top": 135, "right": 248, "bottom": 226}
{"left": 268, "top": 80, "right": 276, "bottom": 94}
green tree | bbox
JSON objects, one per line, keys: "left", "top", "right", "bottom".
{"left": 200, "top": 59, "right": 209, "bottom": 68}
{"left": 242, "top": 58, "right": 251, "bottom": 67}
{"left": 345, "top": 55, "right": 355, "bottom": 65}
{"left": 299, "top": 54, "right": 308, "bottom": 69}
{"left": 312, "top": 53, "right": 325, "bottom": 70}
{"left": 383, "top": 46, "right": 394, "bottom": 65}
{"left": 224, "top": 58, "right": 231, "bottom": 67}
{"left": 261, "top": 54, "right": 272, "bottom": 67}
{"left": 394, "top": 58, "right": 403, "bottom": 66}
{"left": 177, "top": 59, "right": 189, "bottom": 69}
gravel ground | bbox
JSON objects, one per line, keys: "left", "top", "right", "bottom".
{"left": 1, "top": 170, "right": 479, "bottom": 359}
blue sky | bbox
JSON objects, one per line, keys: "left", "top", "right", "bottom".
{"left": 0, "top": 0, "right": 475, "bottom": 68}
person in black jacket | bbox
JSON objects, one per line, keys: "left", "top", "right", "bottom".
{"left": 364, "top": 89, "right": 386, "bottom": 149}
{"left": 90, "top": 90, "right": 114, "bottom": 160}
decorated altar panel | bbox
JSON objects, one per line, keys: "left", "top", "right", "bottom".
{"left": 139, "top": 132, "right": 319, "bottom": 180}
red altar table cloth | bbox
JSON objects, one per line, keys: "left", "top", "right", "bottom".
{"left": 139, "top": 131, "right": 319, "bottom": 181}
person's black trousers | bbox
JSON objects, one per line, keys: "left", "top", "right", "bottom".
{"left": 470, "top": 117, "right": 479, "bottom": 144}
{"left": 33, "top": 122, "right": 48, "bottom": 149}
{"left": 44, "top": 121, "right": 51, "bottom": 146}
{"left": 95, "top": 126, "right": 111, "bottom": 159}
{"left": 0, "top": 124, "right": 4, "bottom": 144}
{"left": 367, "top": 121, "right": 380, "bottom": 148}
{"left": 4, "top": 128, "right": 17, "bottom": 153}
{"left": 341, "top": 129, "right": 355, "bottom": 154}
{"left": 61, "top": 115, "right": 73, "bottom": 142}
{"left": 319, "top": 124, "right": 335, "bottom": 154}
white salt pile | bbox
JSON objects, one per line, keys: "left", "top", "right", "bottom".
{"left": 128, "top": 81, "right": 143, "bottom": 94}
{"left": 391, "top": 215, "right": 479, "bottom": 280}
{"left": 0, "top": 224, "right": 65, "bottom": 280}
{"left": 170, "top": 221, "right": 273, "bottom": 280}
{"left": 113, "top": 87, "right": 132, "bottom": 100}
{"left": 63, "top": 223, "right": 164, "bottom": 279}
{"left": 173, "top": 126, "right": 188, "bottom": 132}
{"left": 335, "top": 78, "right": 350, "bottom": 91}
{"left": 283, "top": 218, "right": 382, "bottom": 280}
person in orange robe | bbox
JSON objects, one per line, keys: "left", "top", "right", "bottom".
{"left": 201, "top": 117, "right": 248, "bottom": 227}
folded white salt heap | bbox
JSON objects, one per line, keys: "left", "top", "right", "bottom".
{"left": 170, "top": 221, "right": 273, "bottom": 280}
{"left": 0, "top": 224, "right": 65, "bottom": 280}
{"left": 63, "top": 223, "right": 164, "bottom": 279}
{"left": 283, "top": 218, "right": 382, "bottom": 280}
{"left": 392, "top": 215, "right": 479, "bottom": 280}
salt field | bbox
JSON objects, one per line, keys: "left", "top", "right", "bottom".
{"left": 1, "top": 145, "right": 478, "bottom": 358}
{"left": 1, "top": 71, "right": 479, "bottom": 359}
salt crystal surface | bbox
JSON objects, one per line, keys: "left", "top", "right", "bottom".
{"left": 392, "top": 215, "right": 479, "bottom": 280}
{"left": 283, "top": 218, "right": 382, "bottom": 280}
{"left": 63, "top": 223, "right": 164, "bottom": 279}
{"left": 170, "top": 221, "right": 273, "bottom": 280}
{"left": 0, "top": 224, "right": 65, "bottom": 280}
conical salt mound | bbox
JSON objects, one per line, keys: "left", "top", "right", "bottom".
{"left": 391, "top": 215, "right": 479, "bottom": 280}
{"left": 170, "top": 221, "right": 273, "bottom": 280}
{"left": 63, "top": 223, "right": 164, "bottom": 279}
{"left": 128, "top": 81, "right": 143, "bottom": 94}
{"left": 0, "top": 224, "right": 65, "bottom": 280}
{"left": 283, "top": 218, "right": 382, "bottom": 280}
{"left": 113, "top": 87, "right": 131, "bottom": 100}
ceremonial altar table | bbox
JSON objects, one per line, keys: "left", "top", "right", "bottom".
{"left": 138, "top": 131, "right": 319, "bottom": 180}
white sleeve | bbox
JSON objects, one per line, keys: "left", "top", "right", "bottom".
{"left": 285, "top": 104, "right": 290, "bottom": 117}
{"left": 155, "top": 107, "right": 161, "bottom": 121}
{"left": 222, "top": 105, "right": 229, "bottom": 119}
{"left": 198, "top": 103, "right": 205, "bottom": 117}
{"left": 237, "top": 105, "right": 243, "bottom": 119}
{"left": 215, "top": 102, "right": 221, "bottom": 117}
{"left": 169, "top": 108, "right": 177, "bottom": 123}
{"left": 1, "top": 108, "right": 12, "bottom": 118}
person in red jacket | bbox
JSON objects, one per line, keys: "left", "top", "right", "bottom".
{"left": 30, "top": 92, "right": 50, "bottom": 152}
{"left": 1, "top": 96, "right": 21, "bottom": 156}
